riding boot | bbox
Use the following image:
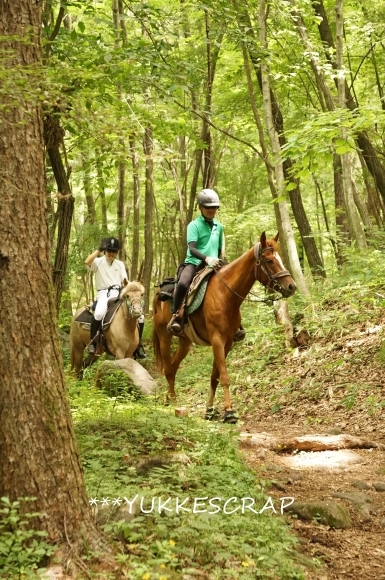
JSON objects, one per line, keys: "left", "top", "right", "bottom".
{"left": 233, "top": 324, "right": 246, "bottom": 343}
{"left": 88, "top": 317, "right": 102, "bottom": 354}
{"left": 167, "top": 313, "right": 183, "bottom": 336}
{"left": 133, "top": 322, "right": 147, "bottom": 359}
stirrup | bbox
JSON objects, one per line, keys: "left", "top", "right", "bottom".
{"left": 167, "top": 315, "right": 183, "bottom": 336}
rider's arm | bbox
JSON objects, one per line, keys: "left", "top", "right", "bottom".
{"left": 189, "top": 241, "right": 222, "bottom": 264}
{"left": 85, "top": 250, "right": 102, "bottom": 267}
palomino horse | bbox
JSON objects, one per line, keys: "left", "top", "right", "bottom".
{"left": 152, "top": 233, "right": 296, "bottom": 422}
{"left": 70, "top": 281, "right": 145, "bottom": 374}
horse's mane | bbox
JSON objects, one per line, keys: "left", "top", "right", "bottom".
{"left": 120, "top": 281, "right": 144, "bottom": 297}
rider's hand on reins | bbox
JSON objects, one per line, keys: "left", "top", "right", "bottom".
{"left": 205, "top": 256, "right": 221, "bottom": 270}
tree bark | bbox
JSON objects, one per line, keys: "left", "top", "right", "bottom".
{"left": 130, "top": 134, "right": 140, "bottom": 280}
{"left": 312, "top": 0, "right": 385, "bottom": 205}
{"left": 335, "top": 0, "right": 366, "bottom": 249}
{"left": 82, "top": 153, "right": 97, "bottom": 225}
{"left": 258, "top": 0, "right": 310, "bottom": 296}
{"left": 44, "top": 121, "right": 75, "bottom": 314}
{"left": 143, "top": 127, "right": 154, "bottom": 312}
{"left": 0, "top": 0, "right": 101, "bottom": 551}
{"left": 237, "top": 3, "right": 325, "bottom": 279}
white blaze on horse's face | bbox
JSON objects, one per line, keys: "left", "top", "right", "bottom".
{"left": 274, "top": 251, "right": 285, "bottom": 270}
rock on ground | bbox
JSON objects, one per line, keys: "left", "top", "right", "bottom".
{"left": 95, "top": 358, "right": 156, "bottom": 397}
{"left": 285, "top": 500, "right": 352, "bottom": 529}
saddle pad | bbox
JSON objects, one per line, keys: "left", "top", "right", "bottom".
{"left": 76, "top": 299, "right": 121, "bottom": 331}
{"left": 186, "top": 268, "right": 214, "bottom": 311}
{"left": 186, "top": 279, "right": 209, "bottom": 315}
{"left": 75, "top": 308, "right": 93, "bottom": 324}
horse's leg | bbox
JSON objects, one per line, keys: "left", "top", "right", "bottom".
{"left": 210, "top": 335, "right": 234, "bottom": 413}
{"left": 205, "top": 361, "right": 221, "bottom": 420}
{"left": 159, "top": 331, "right": 179, "bottom": 403}
{"left": 171, "top": 336, "right": 192, "bottom": 374}
{"left": 69, "top": 325, "right": 88, "bottom": 376}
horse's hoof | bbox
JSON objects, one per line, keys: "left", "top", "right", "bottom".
{"left": 223, "top": 410, "right": 238, "bottom": 424}
{"left": 205, "top": 407, "right": 220, "bottom": 421}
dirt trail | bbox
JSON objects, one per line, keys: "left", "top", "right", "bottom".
{"left": 239, "top": 321, "right": 385, "bottom": 579}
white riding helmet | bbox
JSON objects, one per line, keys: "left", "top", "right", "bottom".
{"left": 196, "top": 188, "right": 220, "bottom": 208}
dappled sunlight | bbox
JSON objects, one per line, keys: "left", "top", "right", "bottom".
{"left": 280, "top": 449, "right": 365, "bottom": 470}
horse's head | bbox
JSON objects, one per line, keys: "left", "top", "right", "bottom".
{"left": 120, "top": 281, "right": 145, "bottom": 318}
{"left": 254, "top": 232, "right": 296, "bottom": 298}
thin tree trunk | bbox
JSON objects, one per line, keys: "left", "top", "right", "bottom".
{"left": 143, "top": 127, "right": 154, "bottom": 312}
{"left": 335, "top": 0, "right": 366, "bottom": 249}
{"left": 313, "top": 0, "right": 385, "bottom": 205}
{"left": 258, "top": 0, "right": 309, "bottom": 296}
{"left": 44, "top": 113, "right": 75, "bottom": 313}
{"left": 241, "top": 44, "right": 291, "bottom": 269}
{"left": 130, "top": 133, "right": 140, "bottom": 280}
{"left": 117, "top": 146, "right": 127, "bottom": 263}
{"left": 237, "top": 3, "right": 325, "bottom": 278}
{"left": 96, "top": 152, "right": 108, "bottom": 233}
{"left": 82, "top": 153, "right": 97, "bottom": 225}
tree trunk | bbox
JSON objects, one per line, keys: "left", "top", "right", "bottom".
{"left": 96, "top": 151, "right": 108, "bottom": 233}
{"left": 0, "top": 0, "right": 100, "bottom": 551}
{"left": 258, "top": 0, "right": 310, "bottom": 296}
{"left": 82, "top": 153, "right": 97, "bottom": 225}
{"left": 241, "top": 44, "right": 291, "bottom": 270}
{"left": 335, "top": 0, "right": 366, "bottom": 249}
{"left": 237, "top": 3, "right": 325, "bottom": 279}
{"left": 130, "top": 134, "right": 140, "bottom": 280}
{"left": 143, "top": 127, "right": 154, "bottom": 312}
{"left": 117, "top": 151, "right": 127, "bottom": 263}
{"left": 44, "top": 123, "right": 75, "bottom": 314}
{"left": 312, "top": 0, "right": 385, "bottom": 205}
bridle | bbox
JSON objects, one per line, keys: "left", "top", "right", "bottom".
{"left": 123, "top": 295, "right": 144, "bottom": 318}
{"left": 214, "top": 242, "right": 291, "bottom": 300}
{"left": 254, "top": 242, "right": 292, "bottom": 294}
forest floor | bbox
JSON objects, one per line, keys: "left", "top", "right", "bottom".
{"left": 238, "top": 312, "right": 385, "bottom": 580}
{"left": 149, "top": 286, "right": 385, "bottom": 580}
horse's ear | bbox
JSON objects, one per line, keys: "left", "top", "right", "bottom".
{"left": 260, "top": 231, "right": 267, "bottom": 248}
{"left": 274, "top": 232, "right": 279, "bottom": 242}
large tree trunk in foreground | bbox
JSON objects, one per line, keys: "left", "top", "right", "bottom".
{"left": 0, "top": 0, "right": 100, "bottom": 553}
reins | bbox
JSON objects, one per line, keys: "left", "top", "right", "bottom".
{"left": 214, "top": 242, "right": 290, "bottom": 303}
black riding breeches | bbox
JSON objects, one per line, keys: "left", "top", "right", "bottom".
{"left": 172, "top": 264, "right": 198, "bottom": 313}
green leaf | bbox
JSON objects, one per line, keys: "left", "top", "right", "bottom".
{"left": 70, "top": 30, "right": 77, "bottom": 42}
{"left": 78, "top": 21, "right": 85, "bottom": 33}
{"left": 335, "top": 144, "right": 354, "bottom": 154}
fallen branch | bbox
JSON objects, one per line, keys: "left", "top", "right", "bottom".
{"left": 239, "top": 432, "right": 384, "bottom": 452}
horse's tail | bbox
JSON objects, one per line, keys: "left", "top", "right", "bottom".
{"left": 152, "top": 293, "right": 164, "bottom": 373}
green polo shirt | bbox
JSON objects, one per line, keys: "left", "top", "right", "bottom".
{"left": 185, "top": 214, "right": 223, "bottom": 266}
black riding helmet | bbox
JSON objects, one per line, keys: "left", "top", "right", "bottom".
{"left": 105, "top": 237, "right": 120, "bottom": 251}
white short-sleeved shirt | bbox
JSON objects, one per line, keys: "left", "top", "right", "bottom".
{"left": 87, "top": 256, "right": 128, "bottom": 291}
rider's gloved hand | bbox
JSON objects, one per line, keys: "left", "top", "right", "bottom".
{"left": 98, "top": 238, "right": 108, "bottom": 252}
{"left": 205, "top": 256, "right": 221, "bottom": 269}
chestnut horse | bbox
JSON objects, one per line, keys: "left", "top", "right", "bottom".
{"left": 70, "top": 281, "right": 145, "bottom": 375}
{"left": 152, "top": 233, "right": 296, "bottom": 422}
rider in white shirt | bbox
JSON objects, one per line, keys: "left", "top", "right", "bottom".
{"left": 85, "top": 237, "right": 146, "bottom": 357}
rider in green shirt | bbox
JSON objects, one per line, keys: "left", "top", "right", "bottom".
{"left": 167, "top": 189, "right": 245, "bottom": 342}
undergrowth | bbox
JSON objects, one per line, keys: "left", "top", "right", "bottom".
{"left": 68, "top": 371, "right": 303, "bottom": 579}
